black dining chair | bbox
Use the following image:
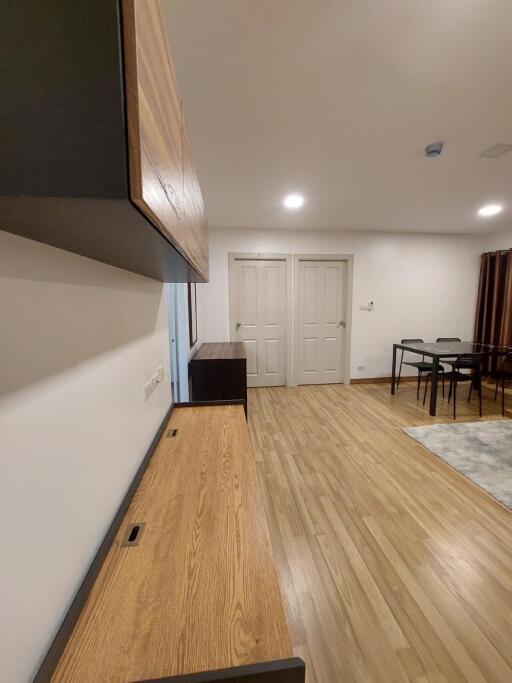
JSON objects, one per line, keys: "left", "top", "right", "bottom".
{"left": 436, "top": 337, "right": 462, "bottom": 367}
{"left": 424, "top": 353, "right": 483, "bottom": 419}
{"left": 397, "top": 338, "right": 444, "bottom": 400}
{"left": 494, "top": 351, "right": 512, "bottom": 416}
{"left": 489, "top": 345, "right": 512, "bottom": 382}
{"left": 436, "top": 337, "right": 482, "bottom": 371}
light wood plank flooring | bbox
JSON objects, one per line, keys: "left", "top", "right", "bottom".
{"left": 248, "top": 382, "right": 512, "bottom": 683}
{"left": 52, "top": 406, "right": 292, "bottom": 682}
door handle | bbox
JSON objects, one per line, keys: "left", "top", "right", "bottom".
{"left": 338, "top": 321, "right": 346, "bottom": 328}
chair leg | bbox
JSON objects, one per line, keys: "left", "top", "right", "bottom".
{"left": 468, "top": 380, "right": 473, "bottom": 403}
{"left": 453, "top": 380, "right": 457, "bottom": 420}
{"left": 442, "top": 373, "right": 445, "bottom": 398}
{"left": 423, "top": 374, "right": 429, "bottom": 406}
{"left": 495, "top": 375, "right": 499, "bottom": 401}
{"left": 478, "top": 376, "right": 482, "bottom": 417}
{"left": 448, "top": 380, "right": 453, "bottom": 403}
{"left": 416, "top": 371, "right": 422, "bottom": 400}
{"left": 502, "top": 375, "right": 506, "bottom": 417}
{"left": 397, "top": 357, "right": 403, "bottom": 390}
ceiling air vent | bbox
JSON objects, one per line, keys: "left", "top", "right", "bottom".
{"left": 479, "top": 144, "right": 512, "bottom": 158}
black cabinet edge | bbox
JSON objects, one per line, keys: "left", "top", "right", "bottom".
{"left": 174, "top": 400, "right": 246, "bottom": 408}
{"left": 137, "top": 657, "right": 306, "bottom": 683}
{"left": 33, "top": 402, "right": 175, "bottom": 683}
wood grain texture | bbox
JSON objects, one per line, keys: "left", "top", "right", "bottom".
{"left": 123, "top": 0, "right": 208, "bottom": 280}
{"left": 182, "top": 123, "right": 209, "bottom": 280}
{"left": 249, "top": 383, "right": 512, "bottom": 683}
{"left": 192, "top": 343, "right": 247, "bottom": 361}
{"left": 51, "top": 405, "right": 292, "bottom": 682}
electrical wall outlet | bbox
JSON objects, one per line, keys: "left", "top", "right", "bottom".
{"left": 357, "top": 365, "right": 365, "bottom": 371}
{"left": 144, "top": 364, "right": 167, "bottom": 401}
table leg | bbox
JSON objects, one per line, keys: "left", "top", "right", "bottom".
{"left": 391, "top": 345, "right": 397, "bottom": 394}
{"left": 429, "top": 356, "right": 440, "bottom": 416}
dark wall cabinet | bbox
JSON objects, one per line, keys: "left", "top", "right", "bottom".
{"left": 0, "top": 0, "right": 208, "bottom": 282}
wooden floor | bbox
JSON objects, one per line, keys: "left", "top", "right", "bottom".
{"left": 52, "top": 405, "right": 292, "bottom": 682}
{"left": 248, "top": 382, "right": 512, "bottom": 683}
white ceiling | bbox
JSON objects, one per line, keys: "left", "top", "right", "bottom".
{"left": 162, "top": 0, "right": 512, "bottom": 234}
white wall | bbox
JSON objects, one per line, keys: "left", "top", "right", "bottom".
{"left": 483, "top": 228, "right": 512, "bottom": 251}
{"left": 0, "top": 231, "right": 172, "bottom": 682}
{"left": 197, "top": 227, "right": 483, "bottom": 380}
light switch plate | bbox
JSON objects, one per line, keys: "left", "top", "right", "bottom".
{"left": 144, "top": 381, "right": 152, "bottom": 401}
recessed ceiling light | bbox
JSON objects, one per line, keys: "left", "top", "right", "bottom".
{"left": 283, "top": 193, "right": 304, "bottom": 210}
{"left": 478, "top": 203, "right": 503, "bottom": 217}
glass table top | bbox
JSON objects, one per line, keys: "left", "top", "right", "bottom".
{"left": 396, "top": 341, "right": 506, "bottom": 356}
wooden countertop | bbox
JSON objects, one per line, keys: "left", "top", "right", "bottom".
{"left": 51, "top": 405, "right": 292, "bottom": 682}
{"left": 191, "top": 342, "right": 246, "bottom": 361}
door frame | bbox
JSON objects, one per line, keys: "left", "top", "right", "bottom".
{"left": 228, "top": 253, "right": 293, "bottom": 387}
{"left": 166, "top": 283, "right": 192, "bottom": 402}
{"left": 293, "top": 254, "right": 353, "bottom": 386}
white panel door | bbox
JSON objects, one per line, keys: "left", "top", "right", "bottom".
{"left": 298, "top": 260, "right": 344, "bottom": 385}
{"left": 231, "top": 259, "right": 286, "bottom": 387}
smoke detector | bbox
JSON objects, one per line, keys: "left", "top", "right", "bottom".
{"left": 425, "top": 141, "right": 443, "bottom": 158}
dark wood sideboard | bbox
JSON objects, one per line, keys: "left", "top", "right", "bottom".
{"left": 190, "top": 343, "right": 248, "bottom": 416}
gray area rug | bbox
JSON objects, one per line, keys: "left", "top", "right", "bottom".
{"left": 403, "top": 421, "right": 512, "bottom": 509}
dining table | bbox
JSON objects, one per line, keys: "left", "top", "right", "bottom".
{"left": 390, "top": 341, "right": 510, "bottom": 416}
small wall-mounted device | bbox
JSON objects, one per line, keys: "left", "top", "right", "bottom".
{"left": 359, "top": 301, "right": 374, "bottom": 312}
{"left": 425, "top": 141, "right": 443, "bottom": 158}
{"left": 144, "top": 364, "right": 165, "bottom": 401}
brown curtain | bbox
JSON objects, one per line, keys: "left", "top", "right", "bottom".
{"left": 474, "top": 249, "right": 512, "bottom": 372}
